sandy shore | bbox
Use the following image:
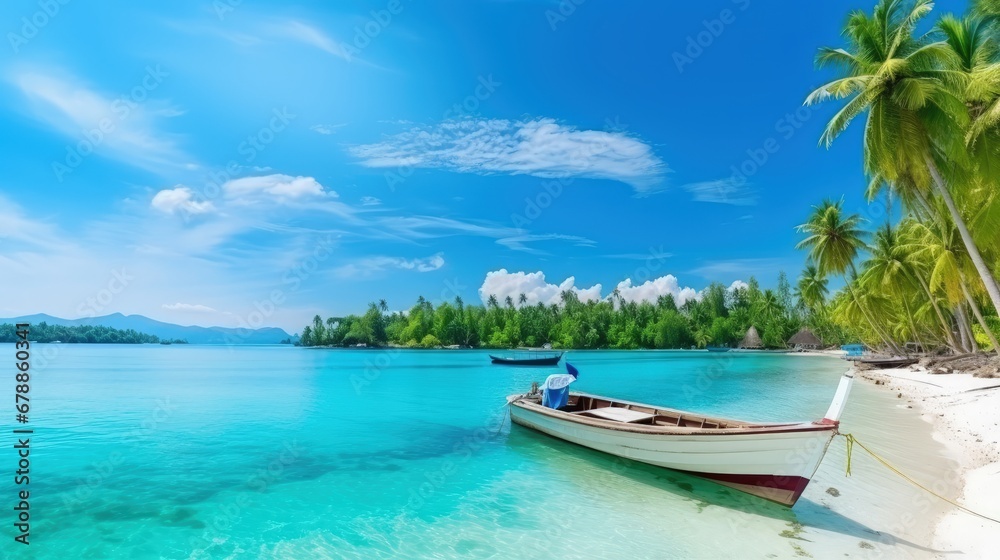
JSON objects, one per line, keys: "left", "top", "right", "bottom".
{"left": 854, "top": 364, "right": 1000, "bottom": 558}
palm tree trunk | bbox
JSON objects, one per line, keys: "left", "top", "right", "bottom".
{"left": 959, "top": 275, "right": 1000, "bottom": 356}
{"left": 900, "top": 296, "right": 926, "bottom": 354}
{"left": 956, "top": 305, "right": 976, "bottom": 353}
{"left": 914, "top": 274, "right": 960, "bottom": 351}
{"left": 925, "top": 156, "right": 1000, "bottom": 318}
{"left": 847, "top": 265, "right": 904, "bottom": 353}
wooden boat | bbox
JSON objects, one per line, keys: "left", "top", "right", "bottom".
{"left": 705, "top": 346, "right": 730, "bottom": 352}
{"left": 857, "top": 357, "right": 918, "bottom": 369}
{"left": 490, "top": 352, "right": 563, "bottom": 366}
{"left": 507, "top": 373, "right": 854, "bottom": 506}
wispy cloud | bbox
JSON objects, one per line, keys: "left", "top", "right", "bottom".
{"left": 496, "top": 233, "right": 595, "bottom": 255}
{"left": 350, "top": 118, "right": 667, "bottom": 192}
{"left": 10, "top": 68, "right": 194, "bottom": 175}
{"left": 335, "top": 253, "right": 445, "bottom": 278}
{"left": 360, "top": 196, "right": 382, "bottom": 206}
{"left": 311, "top": 123, "right": 346, "bottom": 135}
{"left": 683, "top": 178, "right": 757, "bottom": 206}
{"left": 269, "top": 20, "right": 353, "bottom": 60}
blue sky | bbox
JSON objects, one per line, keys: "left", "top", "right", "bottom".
{"left": 0, "top": 0, "right": 967, "bottom": 332}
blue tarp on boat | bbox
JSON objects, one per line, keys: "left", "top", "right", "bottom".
{"left": 542, "top": 363, "right": 579, "bottom": 409}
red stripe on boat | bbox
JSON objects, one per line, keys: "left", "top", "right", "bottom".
{"left": 690, "top": 472, "right": 811, "bottom": 495}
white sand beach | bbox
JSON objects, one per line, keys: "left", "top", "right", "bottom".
{"left": 854, "top": 364, "right": 1000, "bottom": 558}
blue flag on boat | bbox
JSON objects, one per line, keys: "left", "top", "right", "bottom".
{"left": 542, "top": 362, "right": 579, "bottom": 409}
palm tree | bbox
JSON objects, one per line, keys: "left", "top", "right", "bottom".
{"left": 797, "top": 200, "right": 902, "bottom": 351}
{"left": 518, "top": 293, "right": 528, "bottom": 306}
{"left": 486, "top": 294, "right": 499, "bottom": 309}
{"left": 378, "top": 299, "right": 388, "bottom": 313}
{"left": 806, "top": 0, "right": 1000, "bottom": 317}
{"left": 796, "top": 264, "right": 829, "bottom": 311}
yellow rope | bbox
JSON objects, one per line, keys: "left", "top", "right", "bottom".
{"left": 839, "top": 432, "right": 1000, "bottom": 524}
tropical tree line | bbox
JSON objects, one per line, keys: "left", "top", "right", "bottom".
{"left": 298, "top": 277, "right": 850, "bottom": 349}
{"left": 797, "top": 0, "right": 1000, "bottom": 354}
{"left": 0, "top": 322, "right": 163, "bottom": 344}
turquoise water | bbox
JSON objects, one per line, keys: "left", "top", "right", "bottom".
{"left": 2, "top": 346, "right": 941, "bottom": 558}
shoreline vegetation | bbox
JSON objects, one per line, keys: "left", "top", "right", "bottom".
{"left": 296, "top": 278, "right": 845, "bottom": 350}
{"left": 0, "top": 322, "right": 184, "bottom": 344}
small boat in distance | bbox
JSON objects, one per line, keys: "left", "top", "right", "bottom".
{"left": 705, "top": 346, "right": 730, "bottom": 352}
{"left": 858, "top": 357, "right": 918, "bottom": 369}
{"left": 507, "top": 373, "right": 854, "bottom": 506}
{"left": 490, "top": 351, "right": 563, "bottom": 366}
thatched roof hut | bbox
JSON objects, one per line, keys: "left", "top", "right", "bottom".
{"left": 739, "top": 326, "right": 763, "bottom": 349}
{"left": 787, "top": 327, "right": 822, "bottom": 349}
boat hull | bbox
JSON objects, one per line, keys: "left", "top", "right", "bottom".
{"left": 509, "top": 402, "right": 837, "bottom": 506}
{"left": 490, "top": 355, "right": 562, "bottom": 366}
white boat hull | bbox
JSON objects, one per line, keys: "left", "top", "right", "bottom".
{"left": 510, "top": 399, "right": 840, "bottom": 506}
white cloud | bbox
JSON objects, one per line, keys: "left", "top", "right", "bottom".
{"left": 360, "top": 196, "right": 382, "bottom": 206}
{"left": 350, "top": 118, "right": 666, "bottom": 192}
{"left": 481, "top": 270, "right": 749, "bottom": 309}
{"left": 223, "top": 174, "right": 335, "bottom": 202}
{"left": 162, "top": 302, "right": 217, "bottom": 312}
{"left": 335, "top": 253, "right": 445, "bottom": 277}
{"left": 613, "top": 275, "right": 700, "bottom": 306}
{"left": 728, "top": 280, "right": 749, "bottom": 292}
{"left": 311, "top": 123, "right": 346, "bottom": 135}
{"left": 151, "top": 187, "right": 215, "bottom": 215}
{"left": 683, "top": 178, "right": 757, "bottom": 206}
{"left": 479, "top": 270, "right": 602, "bottom": 307}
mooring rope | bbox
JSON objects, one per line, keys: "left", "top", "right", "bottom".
{"left": 838, "top": 432, "right": 1000, "bottom": 524}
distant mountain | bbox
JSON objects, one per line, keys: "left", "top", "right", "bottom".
{"left": 0, "top": 313, "right": 294, "bottom": 345}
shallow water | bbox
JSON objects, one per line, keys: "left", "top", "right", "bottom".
{"left": 4, "top": 346, "right": 957, "bottom": 558}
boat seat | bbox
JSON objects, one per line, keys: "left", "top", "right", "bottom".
{"left": 581, "top": 407, "right": 655, "bottom": 423}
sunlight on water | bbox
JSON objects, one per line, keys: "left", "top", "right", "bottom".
{"left": 7, "top": 346, "right": 953, "bottom": 558}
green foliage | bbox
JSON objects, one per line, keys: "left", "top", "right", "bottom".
{"left": 799, "top": 0, "right": 1000, "bottom": 353}
{"left": 300, "top": 280, "right": 806, "bottom": 350}
{"left": 0, "top": 322, "right": 160, "bottom": 344}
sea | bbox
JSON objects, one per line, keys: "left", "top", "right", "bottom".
{"left": 1, "top": 345, "right": 959, "bottom": 559}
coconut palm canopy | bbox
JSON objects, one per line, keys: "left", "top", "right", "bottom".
{"left": 788, "top": 328, "right": 823, "bottom": 348}
{"left": 739, "top": 326, "right": 764, "bottom": 349}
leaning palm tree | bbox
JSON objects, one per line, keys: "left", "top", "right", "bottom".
{"left": 806, "top": 0, "right": 1000, "bottom": 317}
{"left": 911, "top": 201, "right": 1000, "bottom": 353}
{"left": 796, "top": 263, "right": 829, "bottom": 311}
{"left": 797, "top": 200, "right": 901, "bottom": 351}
